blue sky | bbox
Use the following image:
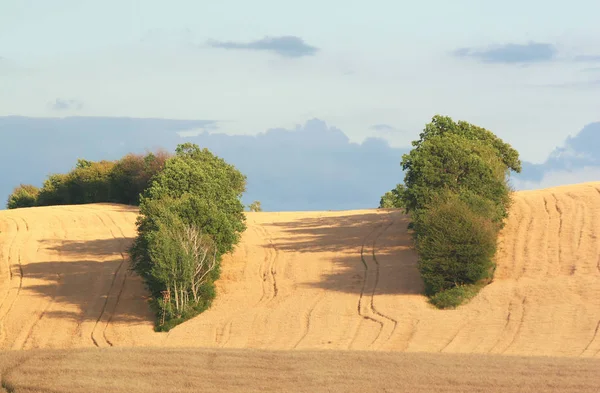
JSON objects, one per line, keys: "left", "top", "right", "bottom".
{"left": 1, "top": 0, "right": 599, "bottom": 162}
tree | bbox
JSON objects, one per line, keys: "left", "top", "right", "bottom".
{"left": 406, "top": 115, "right": 521, "bottom": 173}
{"left": 379, "top": 184, "right": 405, "bottom": 209}
{"left": 248, "top": 201, "right": 262, "bottom": 212}
{"left": 7, "top": 184, "right": 40, "bottom": 209}
{"left": 399, "top": 115, "right": 521, "bottom": 308}
{"left": 147, "top": 209, "right": 218, "bottom": 318}
{"left": 401, "top": 132, "right": 513, "bottom": 224}
{"left": 109, "top": 150, "right": 171, "bottom": 205}
{"left": 130, "top": 143, "right": 247, "bottom": 330}
{"left": 416, "top": 195, "right": 497, "bottom": 295}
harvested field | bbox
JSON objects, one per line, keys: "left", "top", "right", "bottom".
{"left": 1, "top": 182, "right": 600, "bottom": 391}
{"left": 1, "top": 183, "right": 600, "bottom": 356}
{"left": 2, "top": 347, "right": 600, "bottom": 393}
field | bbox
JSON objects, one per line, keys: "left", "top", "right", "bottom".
{"left": 1, "top": 182, "right": 600, "bottom": 391}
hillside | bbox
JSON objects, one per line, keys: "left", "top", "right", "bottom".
{"left": 1, "top": 182, "right": 599, "bottom": 357}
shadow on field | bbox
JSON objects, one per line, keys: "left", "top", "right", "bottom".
{"left": 41, "top": 237, "right": 132, "bottom": 258}
{"left": 22, "top": 237, "right": 153, "bottom": 324}
{"left": 261, "top": 210, "right": 424, "bottom": 295}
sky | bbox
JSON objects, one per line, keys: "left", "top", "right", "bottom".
{"left": 1, "top": 0, "right": 599, "bottom": 163}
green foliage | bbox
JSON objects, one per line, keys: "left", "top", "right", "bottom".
{"left": 407, "top": 114, "right": 521, "bottom": 173}
{"left": 248, "top": 201, "right": 262, "bottom": 212}
{"left": 379, "top": 184, "right": 405, "bottom": 209}
{"left": 400, "top": 115, "right": 520, "bottom": 308}
{"left": 35, "top": 160, "right": 114, "bottom": 206}
{"left": 130, "top": 143, "right": 247, "bottom": 331}
{"left": 415, "top": 196, "right": 497, "bottom": 295}
{"left": 9, "top": 150, "right": 169, "bottom": 209}
{"left": 428, "top": 284, "right": 483, "bottom": 309}
{"left": 109, "top": 150, "right": 170, "bottom": 205}
{"left": 6, "top": 184, "right": 40, "bottom": 209}
{"left": 401, "top": 133, "right": 511, "bottom": 222}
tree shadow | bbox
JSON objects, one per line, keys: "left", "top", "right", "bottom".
{"left": 22, "top": 236, "right": 152, "bottom": 325}
{"left": 262, "top": 211, "right": 425, "bottom": 295}
{"left": 39, "top": 237, "right": 134, "bottom": 258}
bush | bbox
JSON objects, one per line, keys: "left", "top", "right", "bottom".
{"left": 9, "top": 150, "right": 170, "bottom": 209}
{"left": 7, "top": 184, "right": 40, "bottom": 209}
{"left": 379, "top": 184, "right": 405, "bottom": 209}
{"left": 109, "top": 150, "right": 170, "bottom": 205}
{"left": 416, "top": 196, "right": 497, "bottom": 295}
{"left": 429, "top": 284, "right": 483, "bottom": 309}
{"left": 130, "top": 143, "right": 247, "bottom": 331}
{"left": 399, "top": 115, "right": 521, "bottom": 308}
{"left": 248, "top": 201, "right": 262, "bottom": 212}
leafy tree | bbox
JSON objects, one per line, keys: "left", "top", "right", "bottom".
{"left": 415, "top": 195, "right": 497, "bottom": 295}
{"left": 36, "top": 173, "right": 71, "bottom": 206}
{"left": 6, "top": 184, "right": 40, "bottom": 209}
{"left": 406, "top": 115, "right": 521, "bottom": 173}
{"left": 147, "top": 208, "right": 218, "bottom": 320}
{"left": 401, "top": 132, "right": 513, "bottom": 224}
{"left": 398, "top": 115, "right": 521, "bottom": 308}
{"left": 379, "top": 184, "right": 405, "bottom": 209}
{"left": 109, "top": 150, "right": 170, "bottom": 205}
{"left": 130, "top": 143, "right": 247, "bottom": 330}
{"left": 248, "top": 201, "right": 262, "bottom": 212}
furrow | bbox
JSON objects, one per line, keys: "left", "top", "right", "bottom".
{"left": 580, "top": 320, "right": 600, "bottom": 356}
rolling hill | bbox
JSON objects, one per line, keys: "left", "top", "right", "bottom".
{"left": 1, "top": 182, "right": 599, "bottom": 356}
{"left": 1, "top": 182, "right": 600, "bottom": 392}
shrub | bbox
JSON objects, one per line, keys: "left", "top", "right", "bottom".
{"left": 248, "top": 201, "right": 262, "bottom": 212}
{"left": 398, "top": 115, "right": 521, "bottom": 308}
{"left": 109, "top": 150, "right": 170, "bottom": 205}
{"left": 428, "top": 284, "right": 483, "bottom": 309}
{"left": 379, "top": 184, "right": 405, "bottom": 209}
{"left": 36, "top": 173, "right": 71, "bottom": 206}
{"left": 130, "top": 143, "right": 247, "bottom": 331}
{"left": 13, "top": 150, "right": 170, "bottom": 209}
{"left": 416, "top": 196, "right": 498, "bottom": 295}
{"left": 7, "top": 184, "right": 40, "bottom": 209}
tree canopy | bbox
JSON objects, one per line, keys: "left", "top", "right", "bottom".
{"left": 399, "top": 115, "right": 521, "bottom": 308}
{"left": 130, "top": 142, "right": 247, "bottom": 330}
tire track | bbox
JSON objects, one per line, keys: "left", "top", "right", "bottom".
{"left": 89, "top": 210, "right": 127, "bottom": 347}
{"left": 541, "top": 197, "right": 551, "bottom": 277}
{"left": 500, "top": 296, "right": 527, "bottom": 354}
{"left": 0, "top": 216, "right": 32, "bottom": 349}
{"left": 348, "top": 221, "right": 384, "bottom": 349}
{"left": 292, "top": 292, "right": 325, "bottom": 349}
{"left": 216, "top": 318, "right": 233, "bottom": 347}
{"left": 101, "top": 211, "right": 130, "bottom": 347}
{"left": 552, "top": 193, "right": 565, "bottom": 273}
{"left": 252, "top": 222, "right": 278, "bottom": 305}
{"left": 292, "top": 214, "right": 327, "bottom": 350}
{"left": 369, "top": 220, "right": 399, "bottom": 349}
{"left": 487, "top": 294, "right": 524, "bottom": 354}
{"left": 17, "top": 214, "right": 62, "bottom": 350}
{"left": 440, "top": 321, "right": 469, "bottom": 353}
{"left": 580, "top": 320, "right": 600, "bottom": 356}
{"left": 508, "top": 201, "right": 525, "bottom": 279}
{"left": 0, "top": 216, "right": 22, "bottom": 346}
{"left": 518, "top": 199, "right": 535, "bottom": 279}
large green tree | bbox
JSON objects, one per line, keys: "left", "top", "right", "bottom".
{"left": 130, "top": 143, "right": 247, "bottom": 330}
{"left": 400, "top": 115, "right": 521, "bottom": 308}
